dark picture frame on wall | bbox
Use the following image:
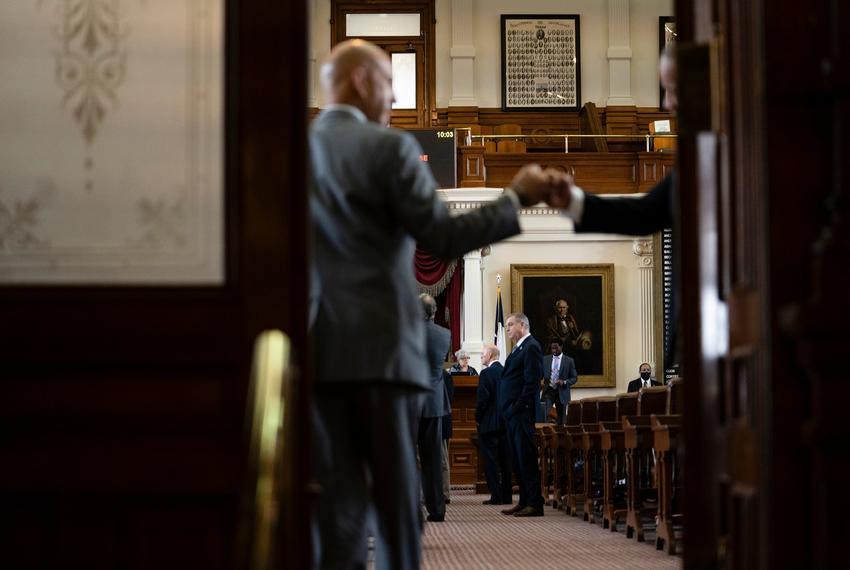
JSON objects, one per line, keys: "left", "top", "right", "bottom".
{"left": 659, "top": 16, "right": 676, "bottom": 107}
{"left": 510, "top": 264, "right": 615, "bottom": 388}
{"left": 501, "top": 14, "right": 581, "bottom": 112}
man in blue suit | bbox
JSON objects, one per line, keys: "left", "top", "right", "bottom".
{"left": 498, "top": 313, "right": 545, "bottom": 517}
{"left": 475, "top": 344, "right": 513, "bottom": 505}
{"left": 541, "top": 338, "right": 578, "bottom": 425}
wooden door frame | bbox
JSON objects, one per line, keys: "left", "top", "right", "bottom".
{"left": 0, "top": 1, "right": 310, "bottom": 568}
{"left": 331, "top": 0, "right": 437, "bottom": 127}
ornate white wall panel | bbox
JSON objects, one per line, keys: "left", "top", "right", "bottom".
{"left": 0, "top": 1, "right": 223, "bottom": 284}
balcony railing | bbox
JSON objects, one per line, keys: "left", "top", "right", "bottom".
{"left": 455, "top": 128, "right": 678, "bottom": 153}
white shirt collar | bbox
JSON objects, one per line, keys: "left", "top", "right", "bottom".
{"left": 322, "top": 103, "right": 368, "bottom": 123}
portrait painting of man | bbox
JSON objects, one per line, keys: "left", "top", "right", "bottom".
{"left": 510, "top": 264, "right": 615, "bottom": 387}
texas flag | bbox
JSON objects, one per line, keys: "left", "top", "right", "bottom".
{"left": 494, "top": 286, "right": 507, "bottom": 365}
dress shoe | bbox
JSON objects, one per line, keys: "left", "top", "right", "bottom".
{"left": 444, "top": 498, "right": 451, "bottom": 504}
{"left": 426, "top": 514, "right": 445, "bottom": 522}
{"left": 500, "top": 504, "right": 523, "bottom": 515}
{"left": 482, "top": 499, "right": 498, "bottom": 505}
{"left": 513, "top": 506, "right": 544, "bottom": 517}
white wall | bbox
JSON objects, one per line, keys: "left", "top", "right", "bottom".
{"left": 311, "top": 0, "right": 673, "bottom": 109}
{"left": 631, "top": 0, "right": 674, "bottom": 108}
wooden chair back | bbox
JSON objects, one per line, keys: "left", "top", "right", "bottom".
{"left": 637, "top": 386, "right": 668, "bottom": 415}
{"left": 494, "top": 124, "right": 525, "bottom": 153}
{"left": 580, "top": 398, "right": 599, "bottom": 424}
{"left": 668, "top": 378, "right": 683, "bottom": 414}
{"left": 496, "top": 139, "right": 527, "bottom": 153}
{"left": 579, "top": 102, "right": 608, "bottom": 152}
{"left": 596, "top": 397, "right": 618, "bottom": 422}
{"left": 479, "top": 125, "right": 497, "bottom": 152}
{"left": 616, "top": 392, "right": 639, "bottom": 419}
{"left": 495, "top": 123, "right": 523, "bottom": 135}
{"left": 566, "top": 401, "right": 582, "bottom": 426}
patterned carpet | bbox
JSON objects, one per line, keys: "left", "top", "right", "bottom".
{"left": 421, "top": 487, "right": 681, "bottom": 569}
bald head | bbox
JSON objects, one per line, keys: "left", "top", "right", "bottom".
{"left": 481, "top": 344, "right": 500, "bottom": 367}
{"left": 320, "top": 40, "right": 395, "bottom": 125}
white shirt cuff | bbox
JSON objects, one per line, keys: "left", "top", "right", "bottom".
{"left": 563, "top": 186, "right": 586, "bottom": 224}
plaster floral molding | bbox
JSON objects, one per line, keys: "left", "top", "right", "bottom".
{"left": 0, "top": 186, "right": 49, "bottom": 251}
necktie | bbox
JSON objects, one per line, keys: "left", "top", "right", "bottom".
{"left": 644, "top": 379, "right": 649, "bottom": 388}
{"left": 552, "top": 357, "right": 559, "bottom": 379}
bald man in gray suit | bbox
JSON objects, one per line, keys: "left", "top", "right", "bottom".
{"left": 309, "top": 40, "right": 559, "bottom": 570}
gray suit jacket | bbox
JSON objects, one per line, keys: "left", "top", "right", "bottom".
{"left": 309, "top": 107, "right": 520, "bottom": 389}
{"left": 422, "top": 322, "right": 451, "bottom": 418}
{"left": 542, "top": 353, "right": 578, "bottom": 405}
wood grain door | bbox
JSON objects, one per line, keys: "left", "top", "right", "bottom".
{"left": 675, "top": 0, "right": 770, "bottom": 567}
{"left": 0, "top": 2, "right": 310, "bottom": 569}
{"left": 678, "top": 0, "right": 849, "bottom": 568}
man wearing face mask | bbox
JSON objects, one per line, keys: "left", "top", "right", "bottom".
{"left": 627, "top": 362, "right": 662, "bottom": 393}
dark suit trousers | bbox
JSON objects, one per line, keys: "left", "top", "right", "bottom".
{"left": 312, "top": 384, "right": 422, "bottom": 570}
{"left": 417, "top": 416, "right": 445, "bottom": 518}
{"left": 479, "top": 430, "right": 513, "bottom": 503}
{"left": 542, "top": 386, "right": 565, "bottom": 425}
{"left": 506, "top": 413, "right": 543, "bottom": 509}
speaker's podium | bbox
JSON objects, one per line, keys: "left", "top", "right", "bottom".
{"left": 408, "top": 128, "right": 458, "bottom": 189}
{"left": 447, "top": 373, "right": 487, "bottom": 489}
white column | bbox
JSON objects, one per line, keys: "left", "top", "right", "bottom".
{"left": 448, "top": 0, "right": 477, "bottom": 107}
{"left": 606, "top": 0, "right": 634, "bottom": 106}
{"left": 633, "top": 238, "right": 656, "bottom": 367}
{"left": 462, "top": 247, "right": 486, "bottom": 370}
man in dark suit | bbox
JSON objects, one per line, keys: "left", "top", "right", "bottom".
{"left": 541, "top": 338, "right": 578, "bottom": 425}
{"left": 309, "top": 40, "right": 557, "bottom": 569}
{"left": 418, "top": 294, "right": 450, "bottom": 522}
{"left": 547, "top": 47, "right": 680, "bottom": 366}
{"left": 498, "top": 313, "right": 545, "bottom": 517}
{"left": 475, "top": 344, "right": 513, "bottom": 505}
{"left": 627, "top": 362, "right": 662, "bottom": 393}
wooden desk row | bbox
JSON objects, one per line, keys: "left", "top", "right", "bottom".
{"left": 534, "top": 381, "right": 683, "bottom": 555}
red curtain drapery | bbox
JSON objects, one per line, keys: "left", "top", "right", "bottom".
{"left": 414, "top": 247, "right": 463, "bottom": 357}
{"left": 414, "top": 248, "right": 457, "bottom": 296}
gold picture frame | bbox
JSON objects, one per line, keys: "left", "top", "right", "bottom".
{"left": 510, "top": 263, "right": 615, "bottom": 388}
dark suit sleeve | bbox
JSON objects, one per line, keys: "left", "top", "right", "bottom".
{"left": 627, "top": 380, "right": 639, "bottom": 393}
{"left": 513, "top": 340, "right": 543, "bottom": 417}
{"left": 475, "top": 371, "right": 490, "bottom": 424}
{"left": 390, "top": 133, "right": 520, "bottom": 259}
{"left": 562, "top": 357, "right": 578, "bottom": 387}
{"left": 577, "top": 175, "right": 673, "bottom": 235}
